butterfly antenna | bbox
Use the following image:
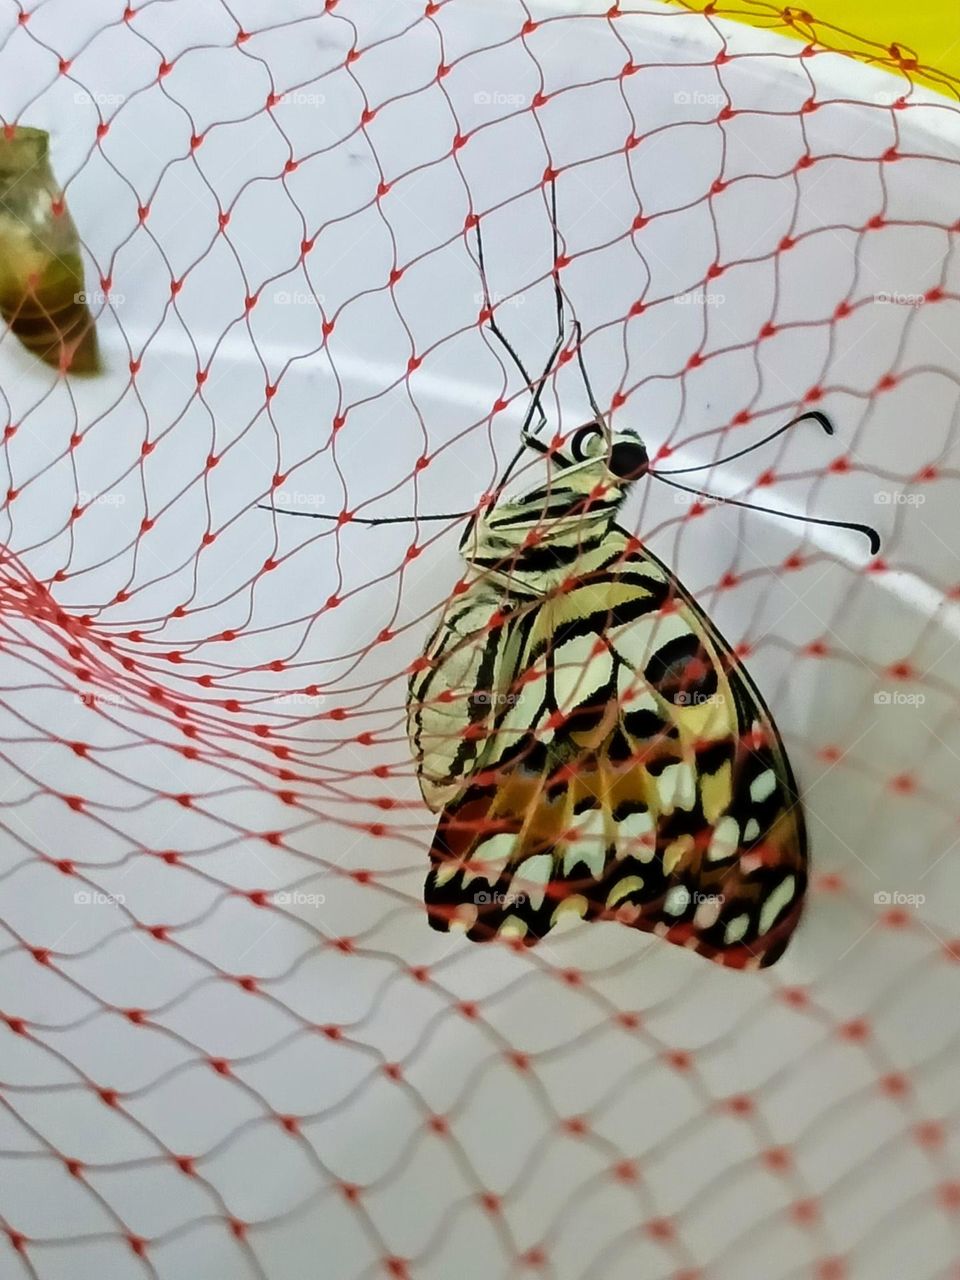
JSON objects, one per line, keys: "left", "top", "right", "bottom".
{"left": 548, "top": 176, "right": 605, "bottom": 425}
{"left": 473, "top": 211, "right": 535, "bottom": 389}
{"left": 465, "top": 207, "right": 565, "bottom": 535}
{"left": 521, "top": 175, "right": 569, "bottom": 430}
{"left": 648, "top": 474, "right": 881, "bottom": 554}
{"left": 471, "top": 209, "right": 560, "bottom": 443}
{"left": 572, "top": 319, "right": 605, "bottom": 423}
{"left": 549, "top": 174, "right": 563, "bottom": 342}
{"left": 653, "top": 411, "right": 835, "bottom": 476}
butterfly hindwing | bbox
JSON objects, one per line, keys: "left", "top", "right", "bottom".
{"left": 418, "top": 534, "right": 806, "bottom": 969}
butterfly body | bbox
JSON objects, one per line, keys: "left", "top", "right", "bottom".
{"left": 408, "top": 423, "right": 806, "bottom": 969}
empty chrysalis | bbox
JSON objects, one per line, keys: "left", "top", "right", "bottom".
{"left": 0, "top": 126, "right": 101, "bottom": 374}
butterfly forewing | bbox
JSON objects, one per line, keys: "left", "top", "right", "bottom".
{"left": 410, "top": 533, "right": 806, "bottom": 969}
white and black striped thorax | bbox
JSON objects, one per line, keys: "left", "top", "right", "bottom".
{"left": 460, "top": 421, "right": 649, "bottom": 592}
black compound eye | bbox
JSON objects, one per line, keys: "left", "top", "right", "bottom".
{"left": 608, "top": 438, "right": 649, "bottom": 480}
{"left": 571, "top": 423, "right": 604, "bottom": 461}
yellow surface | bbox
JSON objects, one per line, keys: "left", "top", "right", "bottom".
{"left": 662, "top": 1, "right": 960, "bottom": 99}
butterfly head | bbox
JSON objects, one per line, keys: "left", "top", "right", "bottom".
{"left": 464, "top": 416, "right": 649, "bottom": 565}
{"left": 544, "top": 418, "right": 649, "bottom": 490}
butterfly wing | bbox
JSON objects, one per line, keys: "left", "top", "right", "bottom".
{"left": 407, "top": 576, "right": 539, "bottom": 810}
{"left": 419, "top": 537, "right": 806, "bottom": 969}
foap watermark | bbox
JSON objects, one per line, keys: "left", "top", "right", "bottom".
{"left": 874, "top": 490, "right": 925, "bottom": 506}
{"left": 675, "top": 690, "right": 723, "bottom": 708}
{"left": 275, "top": 692, "right": 327, "bottom": 707}
{"left": 474, "top": 90, "right": 527, "bottom": 107}
{"left": 77, "top": 490, "right": 126, "bottom": 508}
{"left": 674, "top": 290, "right": 726, "bottom": 307}
{"left": 75, "top": 288, "right": 125, "bottom": 307}
{"left": 874, "top": 890, "right": 925, "bottom": 907}
{"left": 273, "top": 890, "right": 327, "bottom": 907}
{"left": 274, "top": 489, "right": 326, "bottom": 509}
{"left": 874, "top": 691, "right": 926, "bottom": 707}
{"left": 280, "top": 90, "right": 327, "bottom": 107}
{"left": 74, "top": 890, "right": 125, "bottom": 907}
{"left": 471, "top": 691, "right": 524, "bottom": 707}
{"left": 473, "top": 289, "right": 525, "bottom": 308}
{"left": 875, "top": 291, "right": 925, "bottom": 308}
{"left": 274, "top": 289, "right": 325, "bottom": 306}
{"left": 75, "top": 691, "right": 127, "bottom": 709}
{"left": 674, "top": 89, "right": 725, "bottom": 107}
{"left": 692, "top": 891, "right": 725, "bottom": 907}
{"left": 475, "top": 889, "right": 527, "bottom": 906}
{"left": 74, "top": 89, "right": 126, "bottom": 107}
{"left": 673, "top": 490, "right": 724, "bottom": 507}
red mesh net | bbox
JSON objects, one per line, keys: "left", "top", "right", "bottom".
{"left": 1, "top": 3, "right": 959, "bottom": 1278}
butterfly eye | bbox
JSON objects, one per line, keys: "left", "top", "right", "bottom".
{"left": 608, "top": 438, "right": 649, "bottom": 481}
{"left": 571, "top": 423, "right": 604, "bottom": 461}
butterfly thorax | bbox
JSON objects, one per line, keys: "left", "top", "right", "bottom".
{"left": 460, "top": 457, "right": 634, "bottom": 595}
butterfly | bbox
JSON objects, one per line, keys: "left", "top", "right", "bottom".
{"left": 261, "top": 183, "right": 878, "bottom": 969}
{"left": 405, "top": 187, "right": 879, "bottom": 970}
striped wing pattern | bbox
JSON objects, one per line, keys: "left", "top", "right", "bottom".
{"left": 411, "top": 541, "right": 806, "bottom": 969}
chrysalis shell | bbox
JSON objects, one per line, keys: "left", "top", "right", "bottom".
{"left": 0, "top": 126, "right": 100, "bottom": 374}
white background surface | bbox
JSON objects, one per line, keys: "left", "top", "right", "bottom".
{"left": 0, "top": 2, "right": 959, "bottom": 1278}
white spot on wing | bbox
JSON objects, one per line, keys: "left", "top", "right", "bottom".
{"left": 707, "top": 816, "right": 739, "bottom": 862}
{"left": 563, "top": 807, "right": 607, "bottom": 879}
{"left": 759, "top": 874, "right": 796, "bottom": 936}
{"left": 434, "top": 859, "right": 461, "bottom": 888}
{"left": 750, "top": 769, "right": 777, "bottom": 804}
{"left": 449, "top": 904, "right": 479, "bottom": 933}
{"left": 621, "top": 610, "right": 691, "bottom": 659}
{"left": 656, "top": 762, "right": 696, "bottom": 813}
{"left": 694, "top": 896, "right": 723, "bottom": 927}
{"left": 617, "top": 664, "right": 658, "bottom": 710}
{"left": 617, "top": 808, "right": 655, "bottom": 861}
{"left": 514, "top": 854, "right": 554, "bottom": 910}
{"left": 551, "top": 894, "right": 588, "bottom": 931}
{"left": 461, "top": 832, "right": 515, "bottom": 887}
{"left": 553, "top": 634, "right": 613, "bottom": 716}
{"left": 724, "top": 913, "right": 750, "bottom": 944}
{"left": 664, "top": 884, "right": 690, "bottom": 917}
{"left": 498, "top": 916, "right": 528, "bottom": 939}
